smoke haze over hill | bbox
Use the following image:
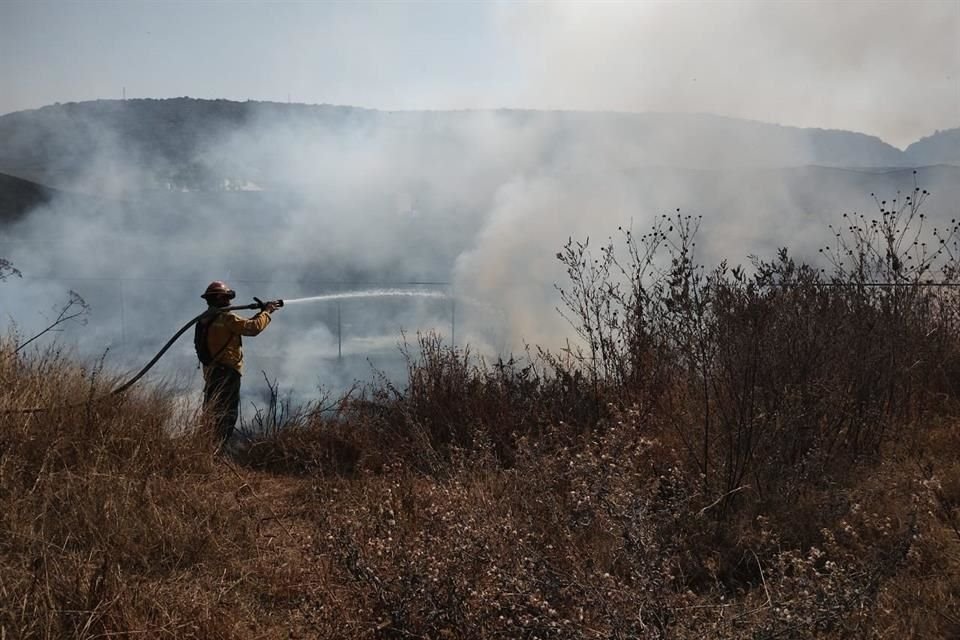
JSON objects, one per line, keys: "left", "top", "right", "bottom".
{"left": 0, "top": 100, "right": 960, "bottom": 402}
{"left": 0, "top": 100, "right": 943, "bottom": 193}
{"left": 1, "top": 99, "right": 958, "bottom": 403}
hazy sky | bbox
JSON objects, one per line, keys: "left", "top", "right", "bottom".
{"left": 1, "top": 0, "right": 957, "bottom": 148}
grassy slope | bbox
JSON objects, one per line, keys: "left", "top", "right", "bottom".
{"left": 1, "top": 338, "right": 958, "bottom": 640}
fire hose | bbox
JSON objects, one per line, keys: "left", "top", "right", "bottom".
{"left": 2, "top": 298, "right": 283, "bottom": 414}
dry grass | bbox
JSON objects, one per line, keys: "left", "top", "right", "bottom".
{"left": 3, "top": 334, "right": 957, "bottom": 639}
{"left": 3, "top": 195, "right": 960, "bottom": 637}
{"left": 0, "top": 342, "right": 293, "bottom": 638}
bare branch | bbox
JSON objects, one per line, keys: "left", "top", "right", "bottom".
{"left": 14, "top": 290, "right": 90, "bottom": 354}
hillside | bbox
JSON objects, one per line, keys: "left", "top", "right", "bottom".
{"left": 0, "top": 99, "right": 933, "bottom": 192}
{"left": 905, "top": 128, "right": 960, "bottom": 165}
{"left": 0, "top": 172, "right": 56, "bottom": 223}
{"left": 3, "top": 239, "right": 959, "bottom": 637}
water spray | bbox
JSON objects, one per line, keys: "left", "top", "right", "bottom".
{"left": 283, "top": 289, "right": 448, "bottom": 305}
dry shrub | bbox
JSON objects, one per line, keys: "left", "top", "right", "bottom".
{"left": 322, "top": 333, "right": 607, "bottom": 474}
{"left": 287, "top": 415, "right": 683, "bottom": 638}
{"left": 557, "top": 189, "right": 960, "bottom": 519}
{"left": 238, "top": 420, "right": 361, "bottom": 476}
{"left": 267, "top": 407, "right": 944, "bottom": 639}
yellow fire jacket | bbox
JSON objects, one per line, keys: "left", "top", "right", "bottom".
{"left": 202, "top": 308, "right": 272, "bottom": 377}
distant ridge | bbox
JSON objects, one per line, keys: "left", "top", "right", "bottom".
{"left": 1, "top": 99, "right": 953, "bottom": 192}
{"left": 905, "top": 128, "right": 960, "bottom": 166}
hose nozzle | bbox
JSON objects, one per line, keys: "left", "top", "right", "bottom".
{"left": 252, "top": 297, "right": 284, "bottom": 310}
{"left": 228, "top": 297, "right": 283, "bottom": 311}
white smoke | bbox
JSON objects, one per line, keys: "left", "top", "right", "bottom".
{"left": 1, "top": 110, "right": 957, "bottom": 404}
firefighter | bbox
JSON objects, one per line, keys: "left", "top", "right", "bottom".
{"left": 196, "top": 280, "right": 279, "bottom": 447}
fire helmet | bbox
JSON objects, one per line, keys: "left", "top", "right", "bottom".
{"left": 201, "top": 281, "right": 236, "bottom": 300}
